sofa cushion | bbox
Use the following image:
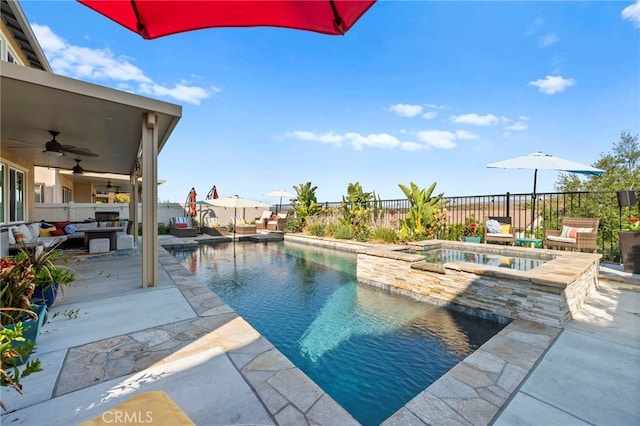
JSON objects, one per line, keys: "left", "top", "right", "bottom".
{"left": 16, "top": 224, "right": 33, "bottom": 241}
{"left": 547, "top": 235, "right": 576, "bottom": 243}
{"left": 27, "top": 224, "right": 39, "bottom": 239}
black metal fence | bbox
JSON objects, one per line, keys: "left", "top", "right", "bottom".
{"left": 306, "top": 190, "right": 639, "bottom": 262}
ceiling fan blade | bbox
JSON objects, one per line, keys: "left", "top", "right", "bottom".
{"left": 61, "top": 146, "right": 99, "bottom": 157}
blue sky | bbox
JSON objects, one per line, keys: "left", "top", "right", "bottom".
{"left": 21, "top": 1, "right": 640, "bottom": 204}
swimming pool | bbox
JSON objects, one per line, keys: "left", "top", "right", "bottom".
{"left": 419, "top": 248, "right": 545, "bottom": 271}
{"left": 169, "top": 241, "right": 506, "bottom": 425}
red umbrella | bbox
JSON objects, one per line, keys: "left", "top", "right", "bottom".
{"left": 187, "top": 187, "right": 197, "bottom": 217}
{"left": 77, "top": 0, "right": 376, "bottom": 39}
{"left": 206, "top": 185, "right": 219, "bottom": 200}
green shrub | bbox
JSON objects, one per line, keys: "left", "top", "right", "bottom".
{"left": 333, "top": 224, "right": 355, "bottom": 240}
{"left": 305, "top": 221, "right": 326, "bottom": 237}
{"left": 283, "top": 216, "right": 304, "bottom": 233}
{"left": 325, "top": 221, "right": 341, "bottom": 237}
{"left": 370, "top": 226, "right": 399, "bottom": 243}
{"left": 355, "top": 228, "right": 370, "bottom": 242}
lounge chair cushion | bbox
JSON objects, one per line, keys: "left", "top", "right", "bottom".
{"left": 547, "top": 235, "right": 576, "bottom": 243}
{"left": 176, "top": 223, "right": 189, "bottom": 228}
{"left": 486, "top": 233, "right": 513, "bottom": 238}
{"left": 560, "top": 226, "right": 593, "bottom": 238}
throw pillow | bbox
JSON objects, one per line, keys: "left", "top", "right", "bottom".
{"left": 560, "top": 226, "right": 593, "bottom": 239}
{"left": 500, "top": 223, "right": 511, "bottom": 234}
{"left": 52, "top": 221, "right": 71, "bottom": 230}
{"left": 40, "top": 226, "right": 56, "bottom": 237}
{"left": 50, "top": 229, "right": 66, "bottom": 236}
{"left": 64, "top": 224, "right": 78, "bottom": 235}
{"left": 175, "top": 223, "right": 189, "bottom": 229}
{"left": 10, "top": 227, "right": 25, "bottom": 244}
{"left": 485, "top": 219, "right": 502, "bottom": 234}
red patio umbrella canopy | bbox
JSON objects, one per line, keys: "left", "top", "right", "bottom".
{"left": 78, "top": 0, "right": 376, "bottom": 39}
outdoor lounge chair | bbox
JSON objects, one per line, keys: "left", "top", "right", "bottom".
{"left": 267, "top": 212, "right": 288, "bottom": 231}
{"left": 169, "top": 217, "right": 197, "bottom": 237}
{"left": 483, "top": 216, "right": 515, "bottom": 245}
{"left": 202, "top": 217, "right": 229, "bottom": 236}
{"left": 544, "top": 217, "right": 599, "bottom": 253}
{"left": 256, "top": 211, "right": 273, "bottom": 230}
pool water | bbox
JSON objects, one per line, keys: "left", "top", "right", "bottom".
{"left": 421, "top": 248, "right": 545, "bottom": 271}
{"left": 169, "top": 241, "right": 506, "bottom": 425}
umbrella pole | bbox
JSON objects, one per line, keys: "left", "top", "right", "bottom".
{"left": 531, "top": 169, "right": 538, "bottom": 236}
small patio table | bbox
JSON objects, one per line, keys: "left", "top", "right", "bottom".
{"left": 83, "top": 227, "right": 123, "bottom": 251}
{"left": 514, "top": 238, "right": 543, "bottom": 249}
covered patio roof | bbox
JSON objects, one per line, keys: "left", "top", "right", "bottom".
{"left": 1, "top": 61, "right": 181, "bottom": 176}
{"left": 1, "top": 60, "right": 182, "bottom": 287}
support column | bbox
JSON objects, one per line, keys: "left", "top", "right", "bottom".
{"left": 141, "top": 112, "right": 158, "bottom": 288}
{"left": 130, "top": 174, "right": 139, "bottom": 243}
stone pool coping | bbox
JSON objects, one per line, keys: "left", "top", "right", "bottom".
{"left": 284, "top": 234, "right": 565, "bottom": 424}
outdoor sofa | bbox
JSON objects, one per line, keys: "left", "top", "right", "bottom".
{"left": 544, "top": 217, "right": 600, "bottom": 253}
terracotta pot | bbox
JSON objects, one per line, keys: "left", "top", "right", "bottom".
{"left": 619, "top": 231, "right": 640, "bottom": 274}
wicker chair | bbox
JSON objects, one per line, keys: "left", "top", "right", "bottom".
{"left": 544, "top": 217, "right": 599, "bottom": 253}
{"left": 483, "top": 216, "right": 515, "bottom": 245}
{"left": 169, "top": 217, "right": 198, "bottom": 237}
{"left": 202, "top": 217, "right": 229, "bottom": 236}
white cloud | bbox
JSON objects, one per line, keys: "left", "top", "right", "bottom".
{"left": 416, "top": 130, "right": 457, "bottom": 149}
{"left": 345, "top": 133, "right": 400, "bottom": 150}
{"left": 422, "top": 111, "right": 437, "bottom": 120}
{"left": 538, "top": 32, "right": 559, "bottom": 47}
{"left": 450, "top": 113, "right": 500, "bottom": 126}
{"left": 455, "top": 130, "right": 478, "bottom": 140}
{"left": 622, "top": 1, "right": 640, "bottom": 28}
{"left": 400, "top": 141, "right": 427, "bottom": 151}
{"left": 287, "top": 131, "right": 343, "bottom": 147}
{"left": 505, "top": 122, "right": 528, "bottom": 131}
{"left": 529, "top": 75, "right": 576, "bottom": 94}
{"left": 31, "top": 24, "right": 213, "bottom": 105}
{"left": 388, "top": 104, "right": 423, "bottom": 117}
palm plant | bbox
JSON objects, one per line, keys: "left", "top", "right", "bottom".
{"left": 398, "top": 181, "right": 445, "bottom": 240}
{"left": 291, "top": 182, "right": 322, "bottom": 225}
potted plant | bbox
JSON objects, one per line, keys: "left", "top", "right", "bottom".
{"left": 462, "top": 217, "right": 482, "bottom": 243}
{"left": 619, "top": 216, "right": 640, "bottom": 274}
{"left": 0, "top": 255, "right": 46, "bottom": 369}
{"left": 15, "top": 241, "right": 77, "bottom": 308}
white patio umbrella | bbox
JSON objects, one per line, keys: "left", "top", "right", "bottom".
{"left": 487, "top": 152, "right": 604, "bottom": 234}
{"left": 265, "top": 189, "right": 295, "bottom": 214}
{"left": 205, "top": 195, "right": 270, "bottom": 238}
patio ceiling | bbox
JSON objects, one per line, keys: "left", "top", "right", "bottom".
{"left": 1, "top": 61, "right": 182, "bottom": 178}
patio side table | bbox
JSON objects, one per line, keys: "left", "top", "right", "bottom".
{"left": 514, "top": 238, "right": 543, "bottom": 249}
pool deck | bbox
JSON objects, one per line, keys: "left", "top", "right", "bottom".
{"left": 1, "top": 233, "right": 639, "bottom": 425}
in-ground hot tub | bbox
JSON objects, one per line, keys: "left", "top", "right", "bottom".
{"left": 357, "top": 240, "right": 601, "bottom": 327}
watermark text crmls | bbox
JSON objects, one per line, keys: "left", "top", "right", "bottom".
{"left": 101, "top": 410, "right": 153, "bottom": 424}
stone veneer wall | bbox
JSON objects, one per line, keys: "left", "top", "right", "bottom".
{"left": 356, "top": 249, "right": 599, "bottom": 328}
{"left": 284, "top": 234, "right": 600, "bottom": 328}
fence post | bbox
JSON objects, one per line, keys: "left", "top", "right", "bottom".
{"left": 506, "top": 192, "right": 510, "bottom": 218}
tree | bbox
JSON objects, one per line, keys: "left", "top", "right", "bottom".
{"left": 555, "top": 131, "right": 639, "bottom": 192}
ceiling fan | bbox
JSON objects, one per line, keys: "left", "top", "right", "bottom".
{"left": 72, "top": 159, "right": 85, "bottom": 175}
{"left": 43, "top": 130, "right": 99, "bottom": 158}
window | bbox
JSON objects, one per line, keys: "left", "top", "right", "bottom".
{"left": 0, "top": 163, "right": 26, "bottom": 223}
{"left": 62, "top": 187, "right": 72, "bottom": 203}
{"left": 35, "top": 183, "right": 44, "bottom": 203}
{"left": 0, "top": 34, "right": 22, "bottom": 65}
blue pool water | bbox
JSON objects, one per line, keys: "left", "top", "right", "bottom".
{"left": 421, "top": 248, "right": 545, "bottom": 271}
{"left": 169, "top": 241, "right": 506, "bottom": 425}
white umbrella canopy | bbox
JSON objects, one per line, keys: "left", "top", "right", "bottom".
{"left": 265, "top": 189, "right": 295, "bottom": 213}
{"left": 487, "top": 151, "right": 604, "bottom": 234}
{"left": 205, "top": 195, "right": 270, "bottom": 210}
